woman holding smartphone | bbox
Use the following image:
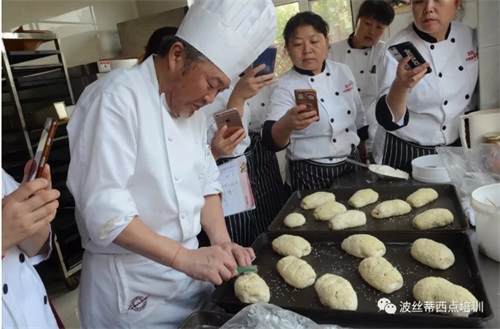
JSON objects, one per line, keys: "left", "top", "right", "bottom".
{"left": 262, "top": 12, "right": 368, "bottom": 191}
{"left": 374, "top": 0, "right": 478, "bottom": 171}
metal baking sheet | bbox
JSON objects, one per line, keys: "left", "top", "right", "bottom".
{"left": 268, "top": 184, "right": 468, "bottom": 232}
{"left": 178, "top": 311, "right": 233, "bottom": 329}
{"left": 212, "top": 231, "right": 492, "bottom": 328}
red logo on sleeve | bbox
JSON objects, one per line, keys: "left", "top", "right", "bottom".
{"left": 466, "top": 50, "right": 478, "bottom": 62}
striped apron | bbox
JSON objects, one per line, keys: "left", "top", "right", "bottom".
{"left": 382, "top": 133, "right": 461, "bottom": 173}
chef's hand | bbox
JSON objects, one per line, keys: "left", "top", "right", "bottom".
{"left": 217, "top": 241, "right": 255, "bottom": 267}
{"left": 171, "top": 245, "right": 238, "bottom": 285}
{"left": 231, "top": 64, "right": 275, "bottom": 102}
{"left": 282, "top": 104, "right": 319, "bottom": 131}
{"left": 210, "top": 125, "right": 246, "bottom": 160}
{"left": 393, "top": 57, "right": 430, "bottom": 89}
{"left": 2, "top": 162, "right": 59, "bottom": 255}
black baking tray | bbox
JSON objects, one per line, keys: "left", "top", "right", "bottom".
{"left": 212, "top": 231, "right": 492, "bottom": 328}
{"left": 178, "top": 310, "right": 233, "bottom": 329}
{"left": 268, "top": 184, "right": 468, "bottom": 232}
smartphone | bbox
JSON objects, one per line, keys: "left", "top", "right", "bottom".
{"left": 253, "top": 46, "right": 277, "bottom": 77}
{"left": 213, "top": 108, "right": 244, "bottom": 139}
{"left": 29, "top": 117, "right": 58, "bottom": 181}
{"left": 388, "top": 41, "right": 432, "bottom": 74}
{"left": 294, "top": 89, "right": 319, "bottom": 117}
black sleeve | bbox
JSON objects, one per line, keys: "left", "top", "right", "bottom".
{"left": 357, "top": 125, "right": 369, "bottom": 141}
{"left": 261, "top": 120, "right": 289, "bottom": 152}
{"left": 375, "top": 94, "right": 409, "bottom": 131}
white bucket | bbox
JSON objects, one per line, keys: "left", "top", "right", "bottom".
{"left": 471, "top": 183, "right": 500, "bottom": 262}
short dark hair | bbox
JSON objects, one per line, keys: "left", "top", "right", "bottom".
{"left": 357, "top": 0, "right": 395, "bottom": 26}
{"left": 141, "top": 26, "right": 179, "bottom": 63}
{"left": 283, "top": 12, "right": 329, "bottom": 48}
{"left": 156, "top": 36, "right": 209, "bottom": 74}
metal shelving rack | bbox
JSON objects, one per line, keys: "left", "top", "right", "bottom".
{"left": 2, "top": 32, "right": 82, "bottom": 290}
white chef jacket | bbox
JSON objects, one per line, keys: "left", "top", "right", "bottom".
{"left": 66, "top": 56, "right": 222, "bottom": 328}
{"left": 247, "top": 84, "right": 274, "bottom": 134}
{"left": 2, "top": 170, "right": 57, "bottom": 328}
{"left": 266, "top": 60, "right": 367, "bottom": 164}
{"left": 202, "top": 87, "right": 251, "bottom": 157}
{"left": 374, "top": 22, "right": 478, "bottom": 162}
{"left": 328, "top": 38, "right": 385, "bottom": 151}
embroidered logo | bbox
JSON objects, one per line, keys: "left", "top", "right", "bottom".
{"left": 343, "top": 81, "right": 354, "bottom": 93}
{"left": 128, "top": 295, "right": 149, "bottom": 312}
{"left": 466, "top": 50, "right": 478, "bottom": 62}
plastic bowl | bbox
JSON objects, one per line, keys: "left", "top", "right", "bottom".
{"left": 411, "top": 154, "right": 451, "bottom": 183}
{"left": 471, "top": 183, "right": 500, "bottom": 262}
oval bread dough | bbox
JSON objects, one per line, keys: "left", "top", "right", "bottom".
{"left": 272, "top": 234, "right": 312, "bottom": 258}
{"left": 313, "top": 201, "right": 347, "bottom": 221}
{"left": 412, "top": 208, "right": 454, "bottom": 229}
{"left": 413, "top": 277, "right": 478, "bottom": 317}
{"left": 277, "top": 256, "right": 316, "bottom": 289}
{"left": 358, "top": 257, "right": 404, "bottom": 294}
{"left": 348, "top": 189, "right": 379, "bottom": 208}
{"left": 411, "top": 238, "right": 455, "bottom": 270}
{"left": 328, "top": 210, "right": 367, "bottom": 230}
{"left": 315, "top": 274, "right": 358, "bottom": 310}
{"left": 234, "top": 272, "right": 270, "bottom": 304}
{"left": 341, "top": 234, "right": 386, "bottom": 258}
{"left": 371, "top": 199, "right": 411, "bottom": 219}
{"left": 300, "top": 192, "right": 336, "bottom": 210}
{"left": 284, "top": 213, "right": 306, "bottom": 228}
{"left": 406, "top": 188, "right": 439, "bottom": 208}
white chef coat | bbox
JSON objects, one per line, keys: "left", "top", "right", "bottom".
{"left": 247, "top": 84, "right": 274, "bottom": 134}
{"left": 66, "top": 56, "right": 222, "bottom": 328}
{"left": 328, "top": 38, "right": 385, "bottom": 151}
{"left": 266, "top": 60, "right": 367, "bottom": 164}
{"left": 2, "top": 169, "right": 57, "bottom": 329}
{"left": 202, "top": 87, "right": 251, "bottom": 157}
{"left": 374, "top": 22, "right": 478, "bottom": 163}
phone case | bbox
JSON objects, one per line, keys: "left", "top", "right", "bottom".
{"left": 253, "top": 46, "right": 277, "bottom": 77}
{"left": 389, "top": 41, "right": 432, "bottom": 74}
{"left": 213, "top": 109, "right": 244, "bottom": 138}
{"left": 30, "top": 117, "right": 58, "bottom": 180}
{"left": 294, "top": 89, "right": 319, "bottom": 116}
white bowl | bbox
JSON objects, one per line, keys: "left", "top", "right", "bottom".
{"left": 411, "top": 154, "right": 451, "bottom": 184}
{"left": 471, "top": 183, "right": 500, "bottom": 262}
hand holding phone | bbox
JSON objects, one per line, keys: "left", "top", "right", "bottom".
{"left": 389, "top": 41, "right": 432, "bottom": 74}
{"left": 294, "top": 89, "right": 319, "bottom": 117}
{"left": 213, "top": 108, "right": 244, "bottom": 139}
{"left": 29, "top": 118, "right": 58, "bottom": 181}
{"left": 253, "top": 46, "right": 277, "bottom": 77}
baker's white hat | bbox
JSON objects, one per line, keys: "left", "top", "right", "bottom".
{"left": 177, "top": 0, "right": 276, "bottom": 82}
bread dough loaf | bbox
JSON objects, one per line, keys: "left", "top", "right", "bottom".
{"left": 348, "top": 189, "right": 379, "bottom": 208}
{"left": 412, "top": 208, "right": 454, "bottom": 229}
{"left": 284, "top": 213, "right": 306, "bottom": 228}
{"left": 300, "top": 192, "right": 336, "bottom": 210}
{"left": 315, "top": 274, "right": 358, "bottom": 310}
{"left": 341, "top": 234, "right": 386, "bottom": 258}
{"left": 406, "top": 188, "right": 439, "bottom": 208}
{"left": 371, "top": 199, "right": 411, "bottom": 219}
{"left": 328, "top": 210, "right": 366, "bottom": 230}
{"left": 277, "top": 256, "right": 316, "bottom": 289}
{"left": 413, "top": 277, "right": 478, "bottom": 317}
{"left": 313, "top": 201, "right": 347, "bottom": 221}
{"left": 234, "top": 273, "right": 270, "bottom": 303}
{"left": 272, "top": 234, "right": 312, "bottom": 258}
{"left": 358, "top": 257, "right": 404, "bottom": 294}
{"left": 411, "top": 238, "right": 455, "bottom": 270}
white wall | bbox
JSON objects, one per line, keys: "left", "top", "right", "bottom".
{"left": 135, "top": 0, "right": 187, "bottom": 17}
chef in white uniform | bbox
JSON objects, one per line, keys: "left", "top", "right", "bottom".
{"left": 66, "top": 0, "right": 276, "bottom": 328}
{"left": 263, "top": 12, "right": 368, "bottom": 191}
{"left": 374, "top": 0, "right": 478, "bottom": 171}
{"left": 328, "top": 0, "right": 394, "bottom": 157}
{"left": 2, "top": 163, "right": 60, "bottom": 328}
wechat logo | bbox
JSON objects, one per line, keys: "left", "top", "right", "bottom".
{"left": 377, "top": 298, "right": 397, "bottom": 314}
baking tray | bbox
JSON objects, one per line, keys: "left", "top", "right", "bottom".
{"left": 178, "top": 310, "right": 233, "bottom": 329}
{"left": 212, "top": 231, "right": 492, "bottom": 328}
{"left": 268, "top": 184, "right": 468, "bottom": 232}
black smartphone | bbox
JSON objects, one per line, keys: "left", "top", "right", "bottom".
{"left": 294, "top": 89, "right": 319, "bottom": 117}
{"left": 388, "top": 41, "right": 432, "bottom": 74}
{"left": 253, "top": 46, "right": 277, "bottom": 77}
{"left": 213, "top": 108, "right": 244, "bottom": 139}
{"left": 29, "top": 117, "right": 58, "bottom": 181}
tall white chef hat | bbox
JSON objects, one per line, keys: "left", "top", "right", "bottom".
{"left": 176, "top": 0, "right": 277, "bottom": 82}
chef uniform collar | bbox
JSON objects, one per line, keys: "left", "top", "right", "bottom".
{"left": 176, "top": 0, "right": 277, "bottom": 82}
{"left": 412, "top": 23, "right": 452, "bottom": 43}
{"left": 293, "top": 61, "right": 327, "bottom": 76}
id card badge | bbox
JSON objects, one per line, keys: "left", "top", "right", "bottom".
{"left": 218, "top": 156, "right": 255, "bottom": 217}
